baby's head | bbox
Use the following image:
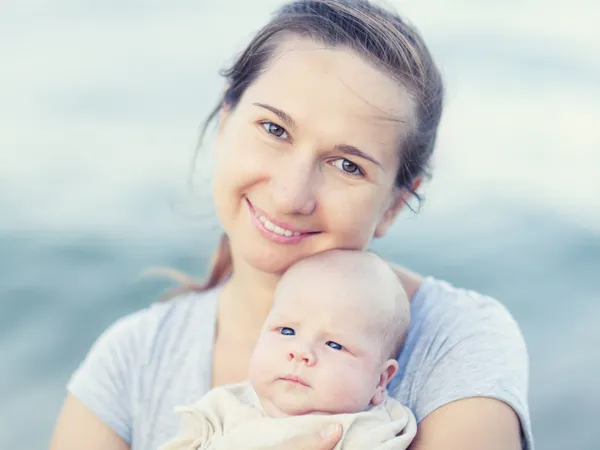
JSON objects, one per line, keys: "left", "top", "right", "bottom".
{"left": 249, "top": 249, "right": 410, "bottom": 417}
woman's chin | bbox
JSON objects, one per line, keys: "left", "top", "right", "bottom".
{"left": 243, "top": 251, "right": 299, "bottom": 275}
{"left": 231, "top": 230, "right": 343, "bottom": 275}
{"left": 236, "top": 238, "right": 319, "bottom": 275}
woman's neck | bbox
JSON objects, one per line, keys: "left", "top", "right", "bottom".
{"left": 217, "top": 258, "right": 281, "bottom": 339}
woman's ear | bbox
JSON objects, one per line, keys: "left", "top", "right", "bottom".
{"left": 374, "top": 177, "right": 422, "bottom": 238}
{"left": 371, "top": 359, "right": 399, "bottom": 405}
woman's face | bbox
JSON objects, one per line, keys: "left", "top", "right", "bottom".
{"left": 212, "top": 37, "right": 416, "bottom": 274}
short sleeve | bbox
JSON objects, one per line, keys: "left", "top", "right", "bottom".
{"left": 396, "top": 283, "right": 534, "bottom": 449}
{"left": 67, "top": 311, "right": 145, "bottom": 443}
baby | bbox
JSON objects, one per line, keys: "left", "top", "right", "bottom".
{"left": 160, "top": 250, "right": 416, "bottom": 450}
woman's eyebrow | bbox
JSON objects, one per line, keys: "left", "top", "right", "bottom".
{"left": 253, "top": 102, "right": 383, "bottom": 168}
{"left": 335, "top": 144, "right": 383, "bottom": 168}
{"left": 253, "top": 102, "right": 296, "bottom": 129}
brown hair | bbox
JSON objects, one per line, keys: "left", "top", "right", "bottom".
{"left": 164, "top": 0, "right": 444, "bottom": 298}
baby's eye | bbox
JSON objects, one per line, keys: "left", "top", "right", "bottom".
{"left": 326, "top": 341, "right": 343, "bottom": 351}
{"left": 280, "top": 327, "right": 295, "bottom": 336}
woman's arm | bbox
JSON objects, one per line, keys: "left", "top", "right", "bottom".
{"left": 409, "top": 397, "right": 522, "bottom": 450}
{"left": 49, "top": 309, "right": 150, "bottom": 450}
{"left": 389, "top": 265, "right": 531, "bottom": 449}
{"left": 49, "top": 395, "right": 129, "bottom": 450}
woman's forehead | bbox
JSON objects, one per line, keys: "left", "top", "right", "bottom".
{"left": 242, "top": 37, "right": 415, "bottom": 141}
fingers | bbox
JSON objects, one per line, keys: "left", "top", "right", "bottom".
{"left": 317, "top": 424, "right": 343, "bottom": 448}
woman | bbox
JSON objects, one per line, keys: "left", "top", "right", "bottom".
{"left": 49, "top": 1, "right": 533, "bottom": 449}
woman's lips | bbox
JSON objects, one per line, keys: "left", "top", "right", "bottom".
{"left": 245, "top": 197, "right": 319, "bottom": 244}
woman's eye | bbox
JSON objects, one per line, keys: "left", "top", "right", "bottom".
{"left": 261, "top": 122, "right": 288, "bottom": 140}
{"left": 326, "top": 341, "right": 343, "bottom": 351}
{"left": 331, "top": 158, "right": 363, "bottom": 176}
{"left": 280, "top": 327, "right": 295, "bottom": 336}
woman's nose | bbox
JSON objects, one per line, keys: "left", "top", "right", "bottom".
{"left": 268, "top": 151, "right": 317, "bottom": 216}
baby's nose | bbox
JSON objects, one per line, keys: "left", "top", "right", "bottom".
{"left": 288, "top": 348, "right": 316, "bottom": 366}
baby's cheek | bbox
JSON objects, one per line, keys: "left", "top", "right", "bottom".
{"left": 321, "top": 367, "right": 373, "bottom": 412}
{"left": 250, "top": 341, "right": 277, "bottom": 378}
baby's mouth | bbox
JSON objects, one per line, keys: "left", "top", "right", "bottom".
{"left": 281, "top": 374, "right": 309, "bottom": 387}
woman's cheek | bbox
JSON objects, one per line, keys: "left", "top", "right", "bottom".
{"left": 323, "top": 186, "right": 382, "bottom": 235}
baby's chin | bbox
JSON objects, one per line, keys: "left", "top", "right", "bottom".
{"left": 260, "top": 395, "right": 367, "bottom": 418}
{"left": 264, "top": 403, "right": 332, "bottom": 418}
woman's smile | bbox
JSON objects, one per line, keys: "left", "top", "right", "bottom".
{"left": 245, "top": 197, "right": 320, "bottom": 245}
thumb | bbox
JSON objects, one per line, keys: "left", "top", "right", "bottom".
{"left": 287, "top": 423, "right": 342, "bottom": 450}
{"left": 316, "top": 424, "right": 342, "bottom": 448}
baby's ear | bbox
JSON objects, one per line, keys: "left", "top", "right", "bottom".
{"left": 371, "top": 359, "right": 399, "bottom": 405}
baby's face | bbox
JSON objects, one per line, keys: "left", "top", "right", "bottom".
{"left": 249, "top": 263, "right": 397, "bottom": 417}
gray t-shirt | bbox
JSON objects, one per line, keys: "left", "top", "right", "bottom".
{"left": 68, "top": 276, "right": 534, "bottom": 449}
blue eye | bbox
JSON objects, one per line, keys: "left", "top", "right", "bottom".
{"left": 280, "top": 327, "right": 295, "bottom": 336}
{"left": 262, "top": 122, "right": 289, "bottom": 140}
{"left": 326, "top": 341, "right": 343, "bottom": 351}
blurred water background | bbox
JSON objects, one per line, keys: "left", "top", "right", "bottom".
{"left": 1, "top": 1, "right": 599, "bottom": 449}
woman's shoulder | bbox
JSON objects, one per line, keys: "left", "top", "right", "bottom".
{"left": 392, "top": 277, "right": 532, "bottom": 446}
{"left": 412, "top": 276, "right": 519, "bottom": 324}
{"left": 395, "top": 266, "right": 515, "bottom": 328}
{"left": 406, "top": 276, "right": 527, "bottom": 360}
{"left": 110, "top": 288, "right": 220, "bottom": 359}
{"left": 66, "top": 288, "right": 220, "bottom": 445}
{"left": 68, "top": 287, "right": 220, "bottom": 394}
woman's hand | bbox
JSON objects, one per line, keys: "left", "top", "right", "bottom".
{"left": 263, "top": 424, "right": 342, "bottom": 450}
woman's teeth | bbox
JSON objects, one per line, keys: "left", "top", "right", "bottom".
{"left": 257, "top": 215, "right": 301, "bottom": 237}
